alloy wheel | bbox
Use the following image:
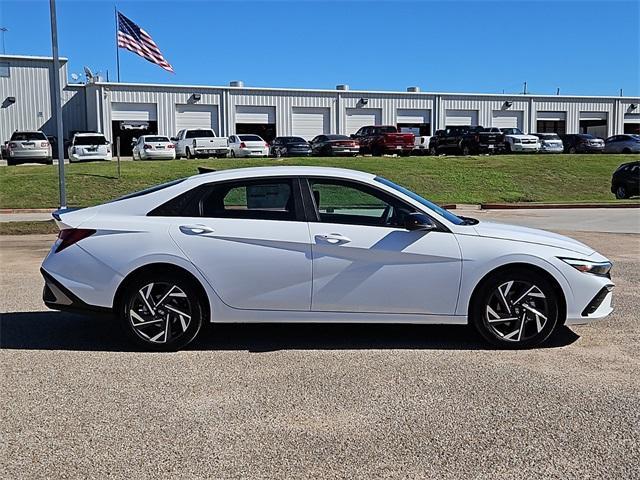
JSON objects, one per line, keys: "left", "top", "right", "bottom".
{"left": 484, "top": 280, "right": 549, "bottom": 343}
{"left": 128, "top": 282, "right": 193, "bottom": 344}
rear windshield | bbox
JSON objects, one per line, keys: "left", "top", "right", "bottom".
{"left": 110, "top": 178, "right": 186, "bottom": 203}
{"left": 185, "top": 130, "right": 215, "bottom": 139}
{"left": 501, "top": 128, "right": 523, "bottom": 135}
{"left": 282, "top": 137, "right": 306, "bottom": 143}
{"left": 377, "top": 126, "right": 398, "bottom": 133}
{"left": 239, "top": 135, "right": 263, "bottom": 142}
{"left": 326, "top": 135, "right": 350, "bottom": 140}
{"left": 536, "top": 133, "right": 560, "bottom": 140}
{"left": 11, "top": 132, "right": 47, "bottom": 141}
{"left": 144, "top": 136, "right": 170, "bottom": 143}
{"left": 74, "top": 135, "right": 107, "bottom": 145}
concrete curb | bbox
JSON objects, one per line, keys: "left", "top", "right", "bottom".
{"left": 480, "top": 203, "right": 640, "bottom": 210}
{"left": 0, "top": 208, "right": 56, "bottom": 214}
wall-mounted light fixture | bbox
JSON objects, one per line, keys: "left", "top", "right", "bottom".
{"left": 630, "top": 103, "right": 638, "bottom": 111}
{"left": 357, "top": 98, "right": 369, "bottom": 107}
{"left": 503, "top": 101, "right": 513, "bottom": 109}
{"left": 192, "top": 93, "right": 202, "bottom": 102}
{"left": 1, "top": 96, "right": 15, "bottom": 108}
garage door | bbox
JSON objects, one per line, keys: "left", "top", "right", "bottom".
{"left": 580, "top": 112, "right": 607, "bottom": 121}
{"left": 492, "top": 111, "right": 523, "bottom": 129}
{"left": 292, "top": 107, "right": 330, "bottom": 139}
{"left": 397, "top": 109, "right": 430, "bottom": 124}
{"left": 175, "top": 104, "right": 219, "bottom": 133}
{"left": 235, "top": 105, "right": 276, "bottom": 124}
{"left": 445, "top": 109, "right": 478, "bottom": 127}
{"left": 111, "top": 103, "right": 157, "bottom": 121}
{"left": 345, "top": 108, "right": 382, "bottom": 134}
{"left": 536, "top": 111, "right": 567, "bottom": 121}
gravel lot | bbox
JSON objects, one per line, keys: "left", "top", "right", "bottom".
{"left": 1, "top": 222, "right": 639, "bottom": 479}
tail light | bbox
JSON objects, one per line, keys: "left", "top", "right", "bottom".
{"left": 55, "top": 228, "right": 96, "bottom": 253}
{"left": 143, "top": 144, "right": 152, "bottom": 149}
{"left": 167, "top": 143, "right": 175, "bottom": 148}
{"left": 475, "top": 135, "right": 480, "bottom": 142}
{"left": 265, "top": 143, "right": 269, "bottom": 148}
{"left": 41, "top": 141, "right": 49, "bottom": 147}
{"left": 8, "top": 142, "right": 17, "bottom": 149}
{"left": 240, "top": 142, "right": 246, "bottom": 148}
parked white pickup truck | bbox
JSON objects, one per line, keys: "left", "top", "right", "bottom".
{"left": 173, "top": 129, "right": 229, "bottom": 159}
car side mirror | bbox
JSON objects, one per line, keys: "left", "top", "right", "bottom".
{"left": 404, "top": 212, "right": 437, "bottom": 231}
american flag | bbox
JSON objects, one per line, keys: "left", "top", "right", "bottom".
{"left": 117, "top": 12, "right": 174, "bottom": 73}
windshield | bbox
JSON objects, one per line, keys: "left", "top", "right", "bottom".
{"left": 501, "top": 128, "right": 523, "bottom": 135}
{"left": 74, "top": 135, "right": 107, "bottom": 145}
{"left": 185, "top": 130, "right": 215, "bottom": 139}
{"left": 239, "top": 135, "right": 263, "bottom": 142}
{"left": 374, "top": 176, "right": 465, "bottom": 225}
{"left": 11, "top": 131, "right": 47, "bottom": 141}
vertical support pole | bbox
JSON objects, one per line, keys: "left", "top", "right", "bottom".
{"left": 116, "top": 136, "right": 121, "bottom": 179}
{"left": 49, "top": 0, "right": 66, "bottom": 209}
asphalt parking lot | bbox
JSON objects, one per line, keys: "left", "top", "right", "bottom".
{"left": 1, "top": 211, "right": 639, "bottom": 479}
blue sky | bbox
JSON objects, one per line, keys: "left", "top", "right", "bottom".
{"left": 1, "top": 0, "right": 638, "bottom": 96}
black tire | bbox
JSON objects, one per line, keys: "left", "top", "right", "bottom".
{"left": 186, "top": 148, "right": 194, "bottom": 159}
{"left": 429, "top": 146, "right": 438, "bottom": 156}
{"left": 622, "top": 148, "right": 631, "bottom": 154}
{"left": 568, "top": 146, "right": 577, "bottom": 154}
{"left": 461, "top": 144, "right": 471, "bottom": 156}
{"left": 471, "top": 268, "right": 559, "bottom": 348}
{"left": 230, "top": 150, "right": 236, "bottom": 158}
{"left": 615, "top": 185, "right": 629, "bottom": 199}
{"left": 504, "top": 143, "right": 512, "bottom": 153}
{"left": 117, "top": 271, "right": 205, "bottom": 351}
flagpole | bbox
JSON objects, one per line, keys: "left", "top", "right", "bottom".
{"left": 114, "top": 5, "right": 120, "bottom": 82}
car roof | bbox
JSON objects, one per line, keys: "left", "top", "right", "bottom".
{"left": 188, "top": 166, "right": 376, "bottom": 184}
{"left": 74, "top": 132, "right": 106, "bottom": 136}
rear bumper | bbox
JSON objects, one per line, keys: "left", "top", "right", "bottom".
{"left": 70, "top": 153, "right": 112, "bottom": 162}
{"left": 330, "top": 146, "right": 359, "bottom": 155}
{"left": 236, "top": 148, "right": 269, "bottom": 157}
{"left": 141, "top": 150, "right": 176, "bottom": 159}
{"left": 539, "top": 145, "right": 564, "bottom": 153}
{"left": 194, "top": 147, "right": 229, "bottom": 156}
{"left": 577, "top": 145, "right": 605, "bottom": 153}
{"left": 41, "top": 268, "right": 112, "bottom": 316}
{"left": 8, "top": 149, "right": 51, "bottom": 159}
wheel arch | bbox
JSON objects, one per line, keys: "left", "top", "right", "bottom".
{"left": 113, "top": 262, "right": 211, "bottom": 323}
{"left": 467, "top": 262, "right": 567, "bottom": 325}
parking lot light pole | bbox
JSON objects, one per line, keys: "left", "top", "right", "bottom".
{"left": 49, "top": 0, "right": 67, "bottom": 209}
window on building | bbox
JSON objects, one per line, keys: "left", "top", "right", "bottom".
{"left": 0, "top": 62, "right": 9, "bottom": 77}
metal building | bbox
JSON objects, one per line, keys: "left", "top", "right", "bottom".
{"left": 2, "top": 54, "right": 639, "bottom": 155}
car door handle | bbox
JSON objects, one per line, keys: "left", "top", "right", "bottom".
{"left": 179, "top": 224, "right": 214, "bottom": 235}
{"left": 316, "top": 233, "right": 351, "bottom": 245}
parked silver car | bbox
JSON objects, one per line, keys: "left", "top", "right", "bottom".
{"left": 532, "top": 133, "right": 564, "bottom": 153}
{"left": 604, "top": 134, "right": 640, "bottom": 154}
{"left": 5, "top": 130, "right": 52, "bottom": 165}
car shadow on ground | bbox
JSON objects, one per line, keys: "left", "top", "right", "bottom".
{"left": 0, "top": 311, "right": 580, "bottom": 352}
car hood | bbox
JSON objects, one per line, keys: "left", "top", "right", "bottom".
{"left": 506, "top": 134, "right": 538, "bottom": 141}
{"left": 472, "top": 221, "right": 595, "bottom": 256}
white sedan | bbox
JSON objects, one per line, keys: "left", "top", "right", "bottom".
{"left": 132, "top": 135, "right": 176, "bottom": 160}
{"left": 228, "top": 134, "right": 270, "bottom": 157}
{"left": 41, "top": 167, "right": 614, "bottom": 351}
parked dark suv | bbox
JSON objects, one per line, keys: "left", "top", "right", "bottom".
{"left": 560, "top": 134, "right": 605, "bottom": 153}
{"left": 611, "top": 161, "right": 639, "bottom": 199}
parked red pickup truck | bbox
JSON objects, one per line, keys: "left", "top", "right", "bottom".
{"left": 351, "top": 125, "right": 415, "bottom": 156}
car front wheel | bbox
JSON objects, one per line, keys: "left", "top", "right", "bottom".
{"left": 472, "top": 269, "right": 559, "bottom": 348}
{"left": 118, "top": 272, "right": 204, "bottom": 351}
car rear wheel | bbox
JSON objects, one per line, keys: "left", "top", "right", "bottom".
{"left": 569, "top": 146, "right": 577, "bottom": 154}
{"left": 429, "top": 146, "right": 437, "bottom": 156}
{"left": 461, "top": 144, "right": 471, "bottom": 156}
{"left": 230, "top": 150, "right": 236, "bottom": 158}
{"left": 186, "top": 147, "right": 194, "bottom": 159}
{"left": 615, "top": 185, "right": 629, "bottom": 199}
{"left": 118, "top": 272, "right": 204, "bottom": 351}
{"left": 472, "top": 269, "right": 559, "bottom": 348}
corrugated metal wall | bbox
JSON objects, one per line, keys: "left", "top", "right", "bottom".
{"left": 3, "top": 56, "right": 639, "bottom": 143}
{"left": 0, "top": 57, "right": 85, "bottom": 141}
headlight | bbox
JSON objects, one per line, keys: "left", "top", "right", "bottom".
{"left": 560, "top": 258, "right": 612, "bottom": 277}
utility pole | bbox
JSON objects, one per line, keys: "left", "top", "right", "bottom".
{"left": 49, "top": 0, "right": 67, "bottom": 208}
{"left": 0, "top": 27, "right": 7, "bottom": 54}
{"left": 523, "top": 81, "right": 528, "bottom": 95}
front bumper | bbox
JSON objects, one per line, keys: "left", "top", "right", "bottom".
{"left": 578, "top": 144, "right": 605, "bottom": 153}
{"left": 511, "top": 143, "right": 540, "bottom": 152}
